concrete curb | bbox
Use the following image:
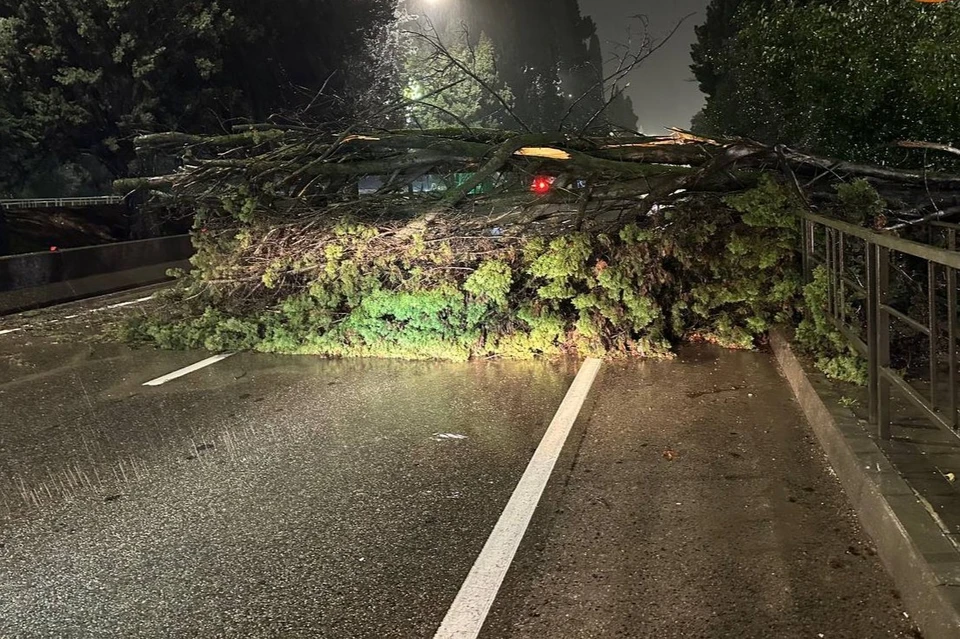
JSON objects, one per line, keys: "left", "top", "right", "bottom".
{"left": 0, "top": 260, "right": 188, "bottom": 315}
{"left": 770, "top": 329, "right": 960, "bottom": 639}
{"left": 0, "top": 235, "right": 192, "bottom": 314}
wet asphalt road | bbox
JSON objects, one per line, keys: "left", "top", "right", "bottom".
{"left": 482, "top": 349, "right": 919, "bottom": 639}
{"left": 0, "top": 289, "right": 921, "bottom": 637}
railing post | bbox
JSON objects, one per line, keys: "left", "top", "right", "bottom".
{"left": 801, "top": 217, "right": 812, "bottom": 282}
{"left": 867, "top": 241, "right": 879, "bottom": 426}
{"left": 949, "top": 229, "right": 958, "bottom": 431}
{"left": 929, "top": 262, "right": 940, "bottom": 414}
{"left": 877, "top": 246, "right": 892, "bottom": 439}
{"left": 826, "top": 228, "right": 836, "bottom": 318}
{"left": 801, "top": 217, "right": 808, "bottom": 280}
{"left": 838, "top": 231, "right": 846, "bottom": 323}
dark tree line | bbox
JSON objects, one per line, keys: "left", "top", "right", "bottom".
{"left": 0, "top": 0, "right": 397, "bottom": 197}
{"left": 0, "top": 0, "right": 647, "bottom": 201}
{"left": 690, "top": 0, "right": 960, "bottom": 167}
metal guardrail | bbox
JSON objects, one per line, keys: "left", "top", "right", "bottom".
{"left": 801, "top": 212, "right": 960, "bottom": 440}
{"left": 0, "top": 196, "right": 126, "bottom": 209}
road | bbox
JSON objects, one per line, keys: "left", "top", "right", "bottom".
{"left": 0, "top": 288, "right": 921, "bottom": 638}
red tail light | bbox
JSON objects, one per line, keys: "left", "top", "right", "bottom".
{"left": 531, "top": 176, "right": 553, "bottom": 194}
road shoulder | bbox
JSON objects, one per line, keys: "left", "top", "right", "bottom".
{"left": 481, "top": 345, "right": 918, "bottom": 638}
{"left": 772, "top": 329, "right": 960, "bottom": 639}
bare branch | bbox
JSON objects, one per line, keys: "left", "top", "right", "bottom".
{"left": 558, "top": 14, "right": 694, "bottom": 133}
{"left": 405, "top": 27, "right": 531, "bottom": 133}
{"left": 897, "top": 140, "right": 960, "bottom": 158}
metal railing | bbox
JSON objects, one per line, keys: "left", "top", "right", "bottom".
{"left": 802, "top": 212, "right": 960, "bottom": 440}
{"left": 0, "top": 196, "right": 126, "bottom": 209}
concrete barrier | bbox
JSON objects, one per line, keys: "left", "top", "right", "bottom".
{"left": 0, "top": 235, "right": 193, "bottom": 315}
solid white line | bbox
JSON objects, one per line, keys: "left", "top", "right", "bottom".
{"left": 433, "top": 358, "right": 603, "bottom": 639}
{"left": 142, "top": 353, "right": 235, "bottom": 386}
{"left": 0, "top": 328, "right": 23, "bottom": 336}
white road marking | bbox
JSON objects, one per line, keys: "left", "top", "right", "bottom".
{"left": 433, "top": 358, "right": 603, "bottom": 639}
{"left": 2, "top": 294, "right": 155, "bottom": 333}
{"left": 142, "top": 353, "right": 235, "bottom": 386}
{"left": 67, "top": 295, "right": 156, "bottom": 320}
{"left": 433, "top": 433, "right": 469, "bottom": 441}
{"left": 104, "top": 295, "right": 155, "bottom": 310}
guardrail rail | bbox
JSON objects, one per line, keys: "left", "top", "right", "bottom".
{"left": 0, "top": 196, "right": 126, "bottom": 209}
{"left": 801, "top": 212, "right": 960, "bottom": 440}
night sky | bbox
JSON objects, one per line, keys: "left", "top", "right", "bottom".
{"left": 579, "top": 0, "right": 710, "bottom": 134}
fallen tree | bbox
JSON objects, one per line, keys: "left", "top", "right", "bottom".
{"left": 117, "top": 126, "right": 960, "bottom": 364}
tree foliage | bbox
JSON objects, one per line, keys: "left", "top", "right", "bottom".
{"left": 0, "top": 0, "right": 395, "bottom": 196}
{"left": 693, "top": 0, "right": 960, "bottom": 165}
{"left": 690, "top": 0, "right": 816, "bottom": 98}
{"left": 690, "top": 0, "right": 751, "bottom": 99}
{"left": 127, "top": 191, "right": 801, "bottom": 360}
{"left": 402, "top": 31, "right": 515, "bottom": 129}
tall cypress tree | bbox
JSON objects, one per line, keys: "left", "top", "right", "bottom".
{"left": 405, "top": 0, "right": 633, "bottom": 132}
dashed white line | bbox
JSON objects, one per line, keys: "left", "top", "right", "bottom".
{"left": 104, "top": 295, "right": 155, "bottom": 311}
{"left": 69, "top": 295, "right": 156, "bottom": 320}
{"left": 433, "top": 357, "right": 603, "bottom": 639}
{"left": 433, "top": 433, "right": 469, "bottom": 441}
{"left": 1, "top": 294, "right": 155, "bottom": 332}
{"left": 142, "top": 353, "right": 235, "bottom": 386}
{"left": 57, "top": 294, "right": 156, "bottom": 323}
